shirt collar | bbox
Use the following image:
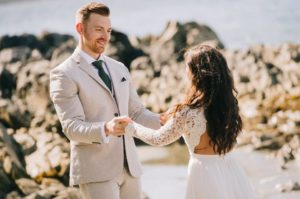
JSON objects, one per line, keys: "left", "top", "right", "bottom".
{"left": 79, "top": 49, "right": 104, "bottom": 65}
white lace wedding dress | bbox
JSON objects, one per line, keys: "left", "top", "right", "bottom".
{"left": 126, "top": 107, "right": 256, "bottom": 199}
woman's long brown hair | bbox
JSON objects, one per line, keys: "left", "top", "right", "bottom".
{"left": 175, "top": 44, "right": 242, "bottom": 155}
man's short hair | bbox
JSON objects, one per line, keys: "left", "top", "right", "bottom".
{"left": 76, "top": 2, "right": 110, "bottom": 24}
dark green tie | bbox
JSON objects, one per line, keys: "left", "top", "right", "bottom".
{"left": 92, "top": 60, "right": 112, "bottom": 91}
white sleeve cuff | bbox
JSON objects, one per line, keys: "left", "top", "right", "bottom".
{"left": 100, "top": 124, "right": 110, "bottom": 143}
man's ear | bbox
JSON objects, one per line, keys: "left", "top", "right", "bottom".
{"left": 76, "top": 23, "right": 83, "bottom": 34}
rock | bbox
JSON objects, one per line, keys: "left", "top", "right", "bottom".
{"left": 39, "top": 178, "right": 65, "bottom": 190}
{"left": 0, "top": 34, "right": 40, "bottom": 51}
{"left": 15, "top": 178, "right": 40, "bottom": 195}
{"left": 0, "top": 123, "right": 27, "bottom": 173}
{"left": 141, "top": 20, "right": 224, "bottom": 64}
{"left": 23, "top": 193, "right": 48, "bottom": 199}
{"left": 5, "top": 191, "right": 22, "bottom": 199}
{"left": 13, "top": 129, "right": 36, "bottom": 155}
{"left": 16, "top": 59, "right": 52, "bottom": 120}
{"left": 0, "top": 166, "right": 16, "bottom": 199}
{"left": 39, "top": 33, "right": 74, "bottom": 50}
{"left": 0, "top": 47, "right": 31, "bottom": 64}
{"left": 276, "top": 181, "right": 300, "bottom": 193}
{"left": 50, "top": 40, "right": 76, "bottom": 68}
{"left": 0, "top": 99, "right": 32, "bottom": 129}
{"left": 52, "top": 188, "right": 81, "bottom": 199}
{"left": 0, "top": 67, "right": 16, "bottom": 99}
{"left": 130, "top": 56, "right": 156, "bottom": 95}
{"left": 25, "top": 183, "right": 64, "bottom": 199}
{"left": 106, "top": 29, "right": 145, "bottom": 68}
{"left": 30, "top": 49, "right": 43, "bottom": 61}
{"left": 152, "top": 20, "right": 187, "bottom": 63}
{"left": 16, "top": 59, "right": 50, "bottom": 94}
{"left": 0, "top": 33, "right": 76, "bottom": 62}
{"left": 25, "top": 130, "right": 69, "bottom": 184}
{"left": 184, "top": 22, "right": 224, "bottom": 48}
{"left": 22, "top": 178, "right": 80, "bottom": 199}
{"left": 0, "top": 123, "right": 29, "bottom": 197}
{"left": 38, "top": 32, "right": 75, "bottom": 60}
{"left": 0, "top": 24, "right": 299, "bottom": 198}
{"left": 276, "top": 134, "right": 300, "bottom": 166}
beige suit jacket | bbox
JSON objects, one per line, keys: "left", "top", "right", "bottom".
{"left": 49, "top": 48, "right": 160, "bottom": 186}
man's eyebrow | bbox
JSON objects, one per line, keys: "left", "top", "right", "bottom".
{"left": 94, "top": 26, "right": 112, "bottom": 29}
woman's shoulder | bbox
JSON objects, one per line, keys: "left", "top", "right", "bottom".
{"left": 184, "top": 106, "right": 204, "bottom": 115}
{"left": 173, "top": 106, "right": 205, "bottom": 119}
{"left": 185, "top": 107, "right": 207, "bottom": 130}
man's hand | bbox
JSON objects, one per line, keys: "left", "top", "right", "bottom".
{"left": 160, "top": 107, "right": 177, "bottom": 125}
{"left": 160, "top": 112, "right": 167, "bottom": 125}
{"left": 104, "top": 116, "right": 132, "bottom": 137}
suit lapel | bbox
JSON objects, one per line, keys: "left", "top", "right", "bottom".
{"left": 71, "top": 49, "right": 111, "bottom": 94}
{"left": 103, "top": 56, "right": 121, "bottom": 108}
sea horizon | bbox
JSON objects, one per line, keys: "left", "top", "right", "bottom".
{"left": 0, "top": 0, "right": 299, "bottom": 49}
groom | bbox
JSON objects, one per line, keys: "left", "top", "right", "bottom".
{"left": 49, "top": 2, "right": 160, "bottom": 199}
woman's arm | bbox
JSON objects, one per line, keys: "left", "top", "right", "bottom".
{"left": 126, "top": 109, "right": 188, "bottom": 146}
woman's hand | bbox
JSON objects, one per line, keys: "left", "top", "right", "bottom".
{"left": 160, "top": 107, "right": 176, "bottom": 125}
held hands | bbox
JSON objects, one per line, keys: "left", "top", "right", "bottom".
{"left": 160, "top": 107, "right": 176, "bottom": 125}
{"left": 160, "top": 112, "right": 167, "bottom": 125}
{"left": 104, "top": 116, "right": 132, "bottom": 137}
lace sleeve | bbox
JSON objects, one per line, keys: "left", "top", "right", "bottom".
{"left": 126, "top": 109, "right": 188, "bottom": 146}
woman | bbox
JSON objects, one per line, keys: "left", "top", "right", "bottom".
{"left": 124, "top": 44, "right": 256, "bottom": 199}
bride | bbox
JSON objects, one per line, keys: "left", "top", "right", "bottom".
{"left": 123, "top": 44, "right": 256, "bottom": 199}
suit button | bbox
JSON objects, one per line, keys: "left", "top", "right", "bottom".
{"left": 114, "top": 113, "right": 119, "bottom": 117}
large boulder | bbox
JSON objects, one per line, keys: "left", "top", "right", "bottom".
{"left": 106, "top": 30, "right": 145, "bottom": 68}
{"left": 0, "top": 123, "right": 29, "bottom": 198}
{"left": 129, "top": 20, "right": 224, "bottom": 111}
{"left": 39, "top": 32, "right": 75, "bottom": 60}
{"left": 138, "top": 20, "right": 224, "bottom": 64}
{"left": 0, "top": 33, "right": 76, "bottom": 61}
{"left": 0, "top": 34, "right": 40, "bottom": 52}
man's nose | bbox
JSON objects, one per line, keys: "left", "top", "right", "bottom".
{"left": 102, "top": 31, "right": 110, "bottom": 41}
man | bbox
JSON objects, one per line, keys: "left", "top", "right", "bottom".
{"left": 49, "top": 2, "right": 160, "bottom": 199}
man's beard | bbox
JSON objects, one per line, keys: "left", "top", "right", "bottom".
{"left": 83, "top": 31, "right": 105, "bottom": 54}
{"left": 88, "top": 40, "right": 104, "bottom": 54}
{"left": 91, "top": 44, "right": 102, "bottom": 54}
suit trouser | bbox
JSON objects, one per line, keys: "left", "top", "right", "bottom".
{"left": 79, "top": 168, "right": 142, "bottom": 199}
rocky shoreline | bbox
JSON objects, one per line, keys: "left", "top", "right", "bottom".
{"left": 0, "top": 21, "right": 299, "bottom": 198}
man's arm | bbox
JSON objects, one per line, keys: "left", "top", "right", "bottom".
{"left": 50, "top": 68, "right": 127, "bottom": 144}
{"left": 127, "top": 71, "right": 161, "bottom": 130}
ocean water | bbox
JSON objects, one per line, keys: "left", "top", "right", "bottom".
{"left": 0, "top": 0, "right": 299, "bottom": 49}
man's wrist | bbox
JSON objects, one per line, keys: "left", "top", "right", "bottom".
{"left": 104, "top": 123, "right": 109, "bottom": 136}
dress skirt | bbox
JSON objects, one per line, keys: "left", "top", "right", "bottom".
{"left": 186, "top": 153, "right": 257, "bottom": 199}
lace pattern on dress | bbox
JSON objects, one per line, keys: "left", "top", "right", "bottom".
{"left": 182, "top": 109, "right": 207, "bottom": 154}
{"left": 126, "top": 107, "right": 207, "bottom": 152}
